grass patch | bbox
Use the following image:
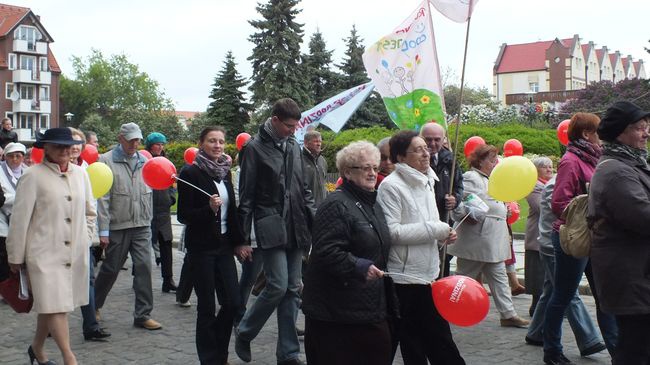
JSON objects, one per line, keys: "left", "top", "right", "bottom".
{"left": 510, "top": 198, "right": 529, "bottom": 233}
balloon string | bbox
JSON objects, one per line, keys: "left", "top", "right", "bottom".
{"left": 383, "top": 272, "right": 432, "bottom": 285}
{"left": 173, "top": 175, "right": 212, "bottom": 197}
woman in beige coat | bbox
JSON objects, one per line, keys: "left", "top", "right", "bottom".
{"left": 7, "top": 128, "right": 96, "bottom": 365}
{"left": 448, "top": 145, "right": 529, "bottom": 328}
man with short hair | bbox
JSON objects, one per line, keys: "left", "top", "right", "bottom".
{"left": 420, "top": 122, "right": 464, "bottom": 277}
{"left": 301, "top": 130, "right": 327, "bottom": 207}
{"left": 0, "top": 118, "right": 17, "bottom": 149}
{"left": 236, "top": 98, "right": 314, "bottom": 365}
{"left": 85, "top": 131, "right": 99, "bottom": 148}
{"left": 376, "top": 136, "right": 394, "bottom": 188}
{"left": 94, "top": 122, "right": 161, "bottom": 330}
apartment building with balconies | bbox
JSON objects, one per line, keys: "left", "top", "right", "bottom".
{"left": 0, "top": 3, "right": 60, "bottom": 141}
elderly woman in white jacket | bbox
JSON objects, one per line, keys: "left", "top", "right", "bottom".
{"left": 377, "top": 130, "right": 465, "bottom": 365}
{"left": 447, "top": 144, "right": 529, "bottom": 329}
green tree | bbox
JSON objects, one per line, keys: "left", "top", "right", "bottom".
{"left": 443, "top": 84, "right": 500, "bottom": 118}
{"left": 560, "top": 79, "right": 650, "bottom": 121}
{"left": 60, "top": 49, "right": 174, "bottom": 130}
{"left": 337, "top": 25, "right": 392, "bottom": 129}
{"left": 248, "top": 0, "right": 311, "bottom": 112}
{"left": 302, "top": 30, "right": 339, "bottom": 105}
{"left": 207, "top": 51, "right": 252, "bottom": 140}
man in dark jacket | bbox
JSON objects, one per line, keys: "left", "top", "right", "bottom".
{"left": 0, "top": 118, "right": 18, "bottom": 149}
{"left": 235, "top": 98, "right": 314, "bottom": 365}
{"left": 301, "top": 130, "right": 327, "bottom": 207}
{"left": 421, "top": 122, "right": 463, "bottom": 277}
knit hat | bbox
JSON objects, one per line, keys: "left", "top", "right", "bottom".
{"left": 598, "top": 101, "right": 650, "bottom": 142}
{"left": 145, "top": 132, "right": 167, "bottom": 147}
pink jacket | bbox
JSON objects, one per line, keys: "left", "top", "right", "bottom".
{"left": 551, "top": 151, "right": 596, "bottom": 232}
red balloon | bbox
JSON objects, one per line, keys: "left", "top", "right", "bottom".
{"left": 184, "top": 147, "right": 198, "bottom": 165}
{"left": 432, "top": 275, "right": 490, "bottom": 327}
{"left": 506, "top": 201, "right": 521, "bottom": 225}
{"left": 80, "top": 144, "right": 99, "bottom": 164}
{"left": 139, "top": 150, "right": 153, "bottom": 160}
{"left": 336, "top": 177, "right": 343, "bottom": 187}
{"left": 557, "top": 119, "right": 570, "bottom": 146}
{"left": 463, "top": 136, "right": 486, "bottom": 158}
{"left": 236, "top": 133, "right": 251, "bottom": 151}
{"left": 142, "top": 157, "right": 177, "bottom": 190}
{"left": 503, "top": 139, "right": 523, "bottom": 157}
{"left": 31, "top": 147, "right": 44, "bottom": 164}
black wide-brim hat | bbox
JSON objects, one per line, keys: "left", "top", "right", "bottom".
{"left": 33, "top": 128, "right": 84, "bottom": 148}
{"left": 598, "top": 101, "right": 650, "bottom": 142}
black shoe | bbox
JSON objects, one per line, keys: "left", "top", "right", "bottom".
{"left": 84, "top": 328, "right": 112, "bottom": 341}
{"left": 580, "top": 342, "right": 606, "bottom": 357}
{"left": 524, "top": 336, "right": 543, "bottom": 346}
{"left": 543, "top": 353, "right": 574, "bottom": 365}
{"left": 28, "top": 346, "right": 57, "bottom": 365}
{"left": 277, "top": 359, "right": 306, "bottom": 365}
{"left": 162, "top": 279, "right": 177, "bottom": 293}
{"left": 235, "top": 331, "right": 251, "bottom": 362}
{"left": 296, "top": 327, "right": 305, "bottom": 337}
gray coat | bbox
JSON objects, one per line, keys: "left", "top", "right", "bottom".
{"left": 448, "top": 169, "right": 510, "bottom": 263}
{"left": 301, "top": 148, "right": 328, "bottom": 207}
{"left": 524, "top": 181, "right": 543, "bottom": 251}
{"left": 588, "top": 153, "right": 650, "bottom": 315}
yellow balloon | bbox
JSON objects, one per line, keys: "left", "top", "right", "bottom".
{"left": 87, "top": 162, "right": 113, "bottom": 199}
{"left": 488, "top": 156, "right": 537, "bottom": 202}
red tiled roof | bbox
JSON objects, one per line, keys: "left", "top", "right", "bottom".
{"left": 621, "top": 57, "right": 630, "bottom": 70}
{"left": 596, "top": 49, "right": 606, "bottom": 64}
{"left": 176, "top": 111, "right": 200, "bottom": 120}
{"left": 495, "top": 41, "right": 553, "bottom": 73}
{"left": 609, "top": 53, "right": 618, "bottom": 67}
{"left": 47, "top": 45, "right": 60, "bottom": 73}
{"left": 0, "top": 4, "right": 29, "bottom": 36}
{"left": 633, "top": 61, "right": 641, "bottom": 74}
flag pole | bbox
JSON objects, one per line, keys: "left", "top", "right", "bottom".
{"left": 441, "top": 2, "right": 474, "bottom": 278}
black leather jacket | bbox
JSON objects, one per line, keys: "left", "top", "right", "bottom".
{"left": 302, "top": 181, "right": 392, "bottom": 324}
{"left": 431, "top": 148, "right": 464, "bottom": 222}
{"left": 238, "top": 125, "right": 315, "bottom": 249}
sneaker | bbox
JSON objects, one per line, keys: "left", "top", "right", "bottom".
{"left": 543, "top": 352, "right": 574, "bottom": 365}
{"left": 524, "top": 335, "right": 543, "bottom": 346}
{"left": 235, "top": 330, "right": 252, "bottom": 362}
{"left": 134, "top": 318, "right": 162, "bottom": 330}
{"left": 177, "top": 300, "right": 191, "bottom": 308}
{"left": 83, "top": 328, "right": 111, "bottom": 341}
{"left": 500, "top": 316, "right": 530, "bottom": 328}
{"left": 580, "top": 342, "right": 606, "bottom": 357}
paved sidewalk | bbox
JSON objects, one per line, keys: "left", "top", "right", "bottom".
{"left": 0, "top": 218, "right": 609, "bottom": 364}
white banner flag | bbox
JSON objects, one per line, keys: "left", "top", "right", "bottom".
{"left": 363, "top": 0, "right": 446, "bottom": 130}
{"left": 294, "top": 82, "right": 375, "bottom": 144}
{"left": 429, "top": 0, "right": 478, "bottom": 23}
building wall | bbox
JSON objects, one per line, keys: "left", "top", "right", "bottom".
{"left": 494, "top": 70, "right": 548, "bottom": 104}
{"left": 50, "top": 73, "right": 58, "bottom": 127}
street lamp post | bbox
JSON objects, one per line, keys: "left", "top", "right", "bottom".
{"left": 64, "top": 112, "right": 74, "bottom": 125}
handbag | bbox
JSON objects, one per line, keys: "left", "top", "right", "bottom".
{"left": 0, "top": 268, "right": 33, "bottom": 313}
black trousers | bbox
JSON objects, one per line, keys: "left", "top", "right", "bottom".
{"left": 614, "top": 313, "right": 650, "bottom": 365}
{"left": 0, "top": 237, "right": 9, "bottom": 282}
{"left": 176, "top": 253, "right": 193, "bottom": 303}
{"left": 394, "top": 284, "right": 465, "bottom": 365}
{"left": 155, "top": 232, "right": 173, "bottom": 280}
{"left": 189, "top": 252, "right": 240, "bottom": 365}
{"left": 305, "top": 317, "right": 392, "bottom": 365}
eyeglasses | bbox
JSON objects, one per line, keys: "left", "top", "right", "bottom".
{"left": 406, "top": 146, "right": 430, "bottom": 155}
{"left": 350, "top": 165, "right": 379, "bottom": 173}
{"left": 280, "top": 119, "right": 298, "bottom": 130}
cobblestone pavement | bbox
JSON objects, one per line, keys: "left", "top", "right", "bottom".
{"left": 0, "top": 220, "right": 610, "bottom": 364}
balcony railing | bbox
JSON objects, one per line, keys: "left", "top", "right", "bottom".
{"left": 12, "top": 39, "right": 47, "bottom": 55}
{"left": 505, "top": 90, "right": 581, "bottom": 105}
{"left": 12, "top": 69, "right": 51, "bottom": 84}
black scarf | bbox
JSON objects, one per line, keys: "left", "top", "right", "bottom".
{"left": 193, "top": 150, "right": 231, "bottom": 182}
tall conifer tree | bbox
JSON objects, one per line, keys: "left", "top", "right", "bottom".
{"left": 303, "top": 30, "right": 339, "bottom": 106}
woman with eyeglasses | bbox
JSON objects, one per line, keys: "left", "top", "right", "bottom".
{"left": 303, "top": 141, "right": 394, "bottom": 365}
{"left": 448, "top": 145, "right": 530, "bottom": 329}
{"left": 376, "top": 130, "right": 464, "bottom": 365}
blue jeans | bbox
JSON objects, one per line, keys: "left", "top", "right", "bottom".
{"left": 81, "top": 249, "right": 100, "bottom": 334}
{"left": 543, "top": 231, "right": 618, "bottom": 355}
{"left": 236, "top": 248, "right": 263, "bottom": 325}
{"left": 237, "top": 247, "right": 303, "bottom": 362}
{"left": 527, "top": 251, "right": 602, "bottom": 352}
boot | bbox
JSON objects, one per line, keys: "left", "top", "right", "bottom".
{"left": 162, "top": 278, "right": 177, "bottom": 293}
{"left": 508, "top": 271, "right": 525, "bottom": 296}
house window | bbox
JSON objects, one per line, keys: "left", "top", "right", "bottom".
{"left": 39, "top": 114, "right": 49, "bottom": 130}
{"left": 5, "top": 83, "right": 14, "bottom": 99}
{"left": 529, "top": 82, "right": 539, "bottom": 93}
{"left": 40, "top": 86, "right": 50, "bottom": 101}
{"left": 14, "top": 26, "right": 42, "bottom": 49}
{"left": 39, "top": 57, "right": 48, "bottom": 72}
{"left": 20, "top": 85, "right": 35, "bottom": 100}
{"left": 8, "top": 53, "right": 16, "bottom": 70}
{"left": 20, "top": 55, "right": 36, "bottom": 71}
{"left": 19, "top": 114, "right": 36, "bottom": 130}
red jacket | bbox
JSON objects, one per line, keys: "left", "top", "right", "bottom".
{"left": 551, "top": 150, "right": 596, "bottom": 232}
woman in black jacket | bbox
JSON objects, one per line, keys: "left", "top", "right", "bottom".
{"left": 302, "top": 141, "right": 393, "bottom": 365}
{"left": 177, "top": 126, "right": 250, "bottom": 365}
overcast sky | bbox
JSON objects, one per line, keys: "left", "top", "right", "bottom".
{"left": 23, "top": 0, "right": 650, "bottom": 112}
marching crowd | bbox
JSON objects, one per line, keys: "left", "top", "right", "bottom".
{"left": 0, "top": 97, "right": 649, "bottom": 365}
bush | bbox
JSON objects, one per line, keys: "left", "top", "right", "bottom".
{"left": 320, "top": 126, "right": 395, "bottom": 172}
